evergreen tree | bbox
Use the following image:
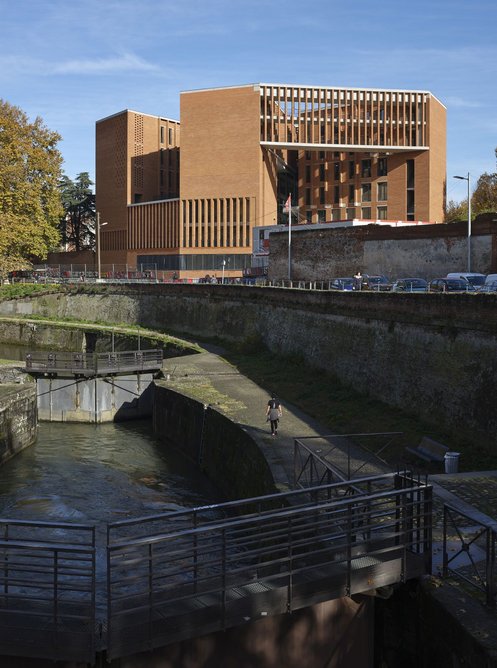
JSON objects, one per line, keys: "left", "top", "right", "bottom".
{"left": 59, "top": 172, "right": 96, "bottom": 251}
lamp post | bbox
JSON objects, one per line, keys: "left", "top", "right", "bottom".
{"left": 453, "top": 173, "right": 471, "bottom": 272}
{"left": 96, "top": 213, "right": 108, "bottom": 280}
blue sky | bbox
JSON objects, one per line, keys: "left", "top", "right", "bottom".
{"left": 1, "top": 0, "right": 496, "bottom": 204}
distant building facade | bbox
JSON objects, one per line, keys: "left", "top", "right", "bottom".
{"left": 96, "top": 84, "right": 446, "bottom": 278}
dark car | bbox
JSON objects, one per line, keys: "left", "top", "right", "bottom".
{"left": 428, "top": 278, "right": 475, "bottom": 293}
{"left": 391, "top": 278, "right": 428, "bottom": 293}
{"left": 330, "top": 277, "right": 355, "bottom": 291}
{"left": 362, "top": 275, "right": 392, "bottom": 291}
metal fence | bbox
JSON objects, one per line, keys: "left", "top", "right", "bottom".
{"left": 443, "top": 504, "right": 497, "bottom": 606}
{"left": 25, "top": 349, "right": 163, "bottom": 376}
{"left": 0, "top": 519, "right": 96, "bottom": 663}
{"left": 106, "top": 472, "right": 432, "bottom": 659}
{"left": 294, "top": 432, "right": 401, "bottom": 487}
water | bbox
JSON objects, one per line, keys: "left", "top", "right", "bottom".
{"left": 0, "top": 420, "right": 219, "bottom": 524}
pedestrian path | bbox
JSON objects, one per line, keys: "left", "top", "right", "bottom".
{"left": 163, "top": 348, "right": 497, "bottom": 579}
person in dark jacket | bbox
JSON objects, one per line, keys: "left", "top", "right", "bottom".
{"left": 266, "top": 394, "right": 283, "bottom": 437}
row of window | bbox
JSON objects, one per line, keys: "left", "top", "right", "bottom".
{"left": 137, "top": 253, "right": 251, "bottom": 271}
{"left": 304, "top": 157, "right": 387, "bottom": 181}
{"left": 304, "top": 182, "right": 388, "bottom": 206}
{"left": 305, "top": 207, "right": 388, "bottom": 223}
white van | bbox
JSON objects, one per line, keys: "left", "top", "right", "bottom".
{"left": 446, "top": 273, "right": 486, "bottom": 290}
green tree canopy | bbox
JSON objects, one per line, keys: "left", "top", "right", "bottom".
{"left": 59, "top": 172, "right": 96, "bottom": 252}
{"left": 0, "top": 99, "right": 63, "bottom": 274}
{"left": 445, "top": 148, "right": 497, "bottom": 223}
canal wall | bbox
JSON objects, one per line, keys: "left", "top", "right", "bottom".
{"left": 1, "top": 286, "right": 496, "bottom": 449}
{"left": 0, "top": 382, "right": 37, "bottom": 464}
{"left": 153, "top": 384, "right": 276, "bottom": 500}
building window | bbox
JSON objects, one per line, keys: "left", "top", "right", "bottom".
{"left": 168, "top": 128, "right": 173, "bottom": 145}
{"left": 407, "top": 159, "right": 415, "bottom": 189}
{"left": 346, "top": 207, "right": 355, "bottom": 219}
{"left": 319, "top": 163, "right": 325, "bottom": 181}
{"left": 160, "top": 127, "right": 164, "bottom": 144}
{"left": 361, "top": 184, "right": 371, "bottom": 202}
{"left": 305, "top": 188, "right": 311, "bottom": 206}
{"left": 317, "top": 209, "right": 326, "bottom": 223}
{"left": 306, "top": 211, "right": 313, "bottom": 223}
{"left": 332, "top": 209, "right": 341, "bottom": 221}
{"left": 348, "top": 185, "right": 355, "bottom": 202}
{"left": 361, "top": 159, "right": 372, "bottom": 178}
{"left": 407, "top": 190, "right": 415, "bottom": 216}
{"left": 378, "top": 157, "right": 388, "bottom": 176}
{"left": 319, "top": 187, "right": 325, "bottom": 205}
{"left": 134, "top": 194, "right": 142, "bottom": 203}
{"left": 349, "top": 161, "right": 355, "bottom": 178}
{"left": 377, "top": 206, "right": 388, "bottom": 220}
{"left": 305, "top": 165, "right": 311, "bottom": 183}
{"left": 333, "top": 185, "right": 340, "bottom": 204}
{"left": 362, "top": 207, "right": 372, "bottom": 219}
{"left": 334, "top": 162, "right": 340, "bottom": 180}
{"left": 377, "top": 182, "right": 388, "bottom": 201}
{"left": 319, "top": 151, "right": 325, "bottom": 160}
{"left": 305, "top": 150, "right": 311, "bottom": 160}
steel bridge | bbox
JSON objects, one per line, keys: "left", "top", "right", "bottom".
{"left": 0, "top": 471, "right": 432, "bottom": 663}
{"left": 25, "top": 349, "right": 163, "bottom": 378}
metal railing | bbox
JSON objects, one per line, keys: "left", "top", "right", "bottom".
{"left": 25, "top": 349, "right": 163, "bottom": 376}
{"left": 0, "top": 519, "right": 96, "bottom": 663}
{"left": 106, "top": 472, "right": 432, "bottom": 659}
{"left": 443, "top": 504, "right": 497, "bottom": 606}
{"left": 294, "top": 432, "right": 400, "bottom": 487}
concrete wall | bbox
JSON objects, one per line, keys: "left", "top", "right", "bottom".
{"left": 153, "top": 384, "right": 276, "bottom": 500}
{"left": 2, "top": 286, "right": 497, "bottom": 449}
{"left": 37, "top": 373, "right": 155, "bottom": 423}
{"left": 0, "top": 384, "right": 37, "bottom": 463}
{"left": 268, "top": 220, "right": 497, "bottom": 280}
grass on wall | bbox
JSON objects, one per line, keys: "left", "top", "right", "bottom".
{"left": 223, "top": 343, "right": 496, "bottom": 473}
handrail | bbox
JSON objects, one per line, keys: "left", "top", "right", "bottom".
{"left": 25, "top": 349, "right": 163, "bottom": 375}
{"left": 442, "top": 503, "right": 497, "bottom": 606}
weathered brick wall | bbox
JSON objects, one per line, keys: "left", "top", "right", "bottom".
{"left": 2, "top": 286, "right": 497, "bottom": 448}
{"left": 268, "top": 220, "right": 496, "bottom": 280}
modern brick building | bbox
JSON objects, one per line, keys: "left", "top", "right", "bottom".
{"left": 95, "top": 83, "right": 446, "bottom": 278}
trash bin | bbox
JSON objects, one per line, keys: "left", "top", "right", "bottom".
{"left": 444, "top": 452, "right": 460, "bottom": 474}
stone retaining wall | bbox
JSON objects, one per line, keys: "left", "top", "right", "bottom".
{"left": 1, "top": 286, "right": 496, "bottom": 448}
{"left": 0, "top": 384, "right": 37, "bottom": 464}
{"left": 153, "top": 384, "right": 276, "bottom": 500}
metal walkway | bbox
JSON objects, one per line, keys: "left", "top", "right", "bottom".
{"left": 25, "top": 349, "right": 163, "bottom": 378}
{"left": 0, "top": 472, "right": 432, "bottom": 663}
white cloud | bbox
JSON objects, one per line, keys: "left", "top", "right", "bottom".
{"left": 53, "top": 53, "right": 160, "bottom": 75}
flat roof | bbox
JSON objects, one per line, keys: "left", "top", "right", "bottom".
{"left": 96, "top": 109, "right": 179, "bottom": 125}
{"left": 180, "top": 82, "right": 445, "bottom": 107}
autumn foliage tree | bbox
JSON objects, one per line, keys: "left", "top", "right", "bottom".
{"left": 0, "top": 99, "right": 63, "bottom": 275}
{"left": 445, "top": 148, "right": 497, "bottom": 223}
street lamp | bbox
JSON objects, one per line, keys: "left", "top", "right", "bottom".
{"left": 96, "top": 212, "right": 108, "bottom": 280}
{"left": 453, "top": 173, "right": 471, "bottom": 272}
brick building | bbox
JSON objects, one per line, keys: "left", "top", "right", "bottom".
{"left": 95, "top": 84, "right": 446, "bottom": 279}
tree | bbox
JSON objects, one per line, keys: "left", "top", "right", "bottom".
{"left": 472, "top": 150, "right": 497, "bottom": 217}
{"left": 0, "top": 99, "right": 63, "bottom": 275}
{"left": 445, "top": 198, "right": 467, "bottom": 223}
{"left": 59, "top": 172, "right": 96, "bottom": 252}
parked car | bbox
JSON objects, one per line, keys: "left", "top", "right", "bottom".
{"left": 429, "top": 278, "right": 475, "bottom": 293}
{"left": 361, "top": 275, "right": 392, "bottom": 291}
{"left": 479, "top": 280, "right": 497, "bottom": 294}
{"left": 330, "top": 277, "right": 355, "bottom": 291}
{"left": 391, "top": 278, "right": 428, "bottom": 293}
{"left": 446, "top": 273, "right": 486, "bottom": 290}
{"left": 483, "top": 273, "right": 497, "bottom": 287}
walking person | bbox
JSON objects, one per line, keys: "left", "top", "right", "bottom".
{"left": 353, "top": 270, "right": 363, "bottom": 291}
{"left": 266, "top": 394, "right": 283, "bottom": 437}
